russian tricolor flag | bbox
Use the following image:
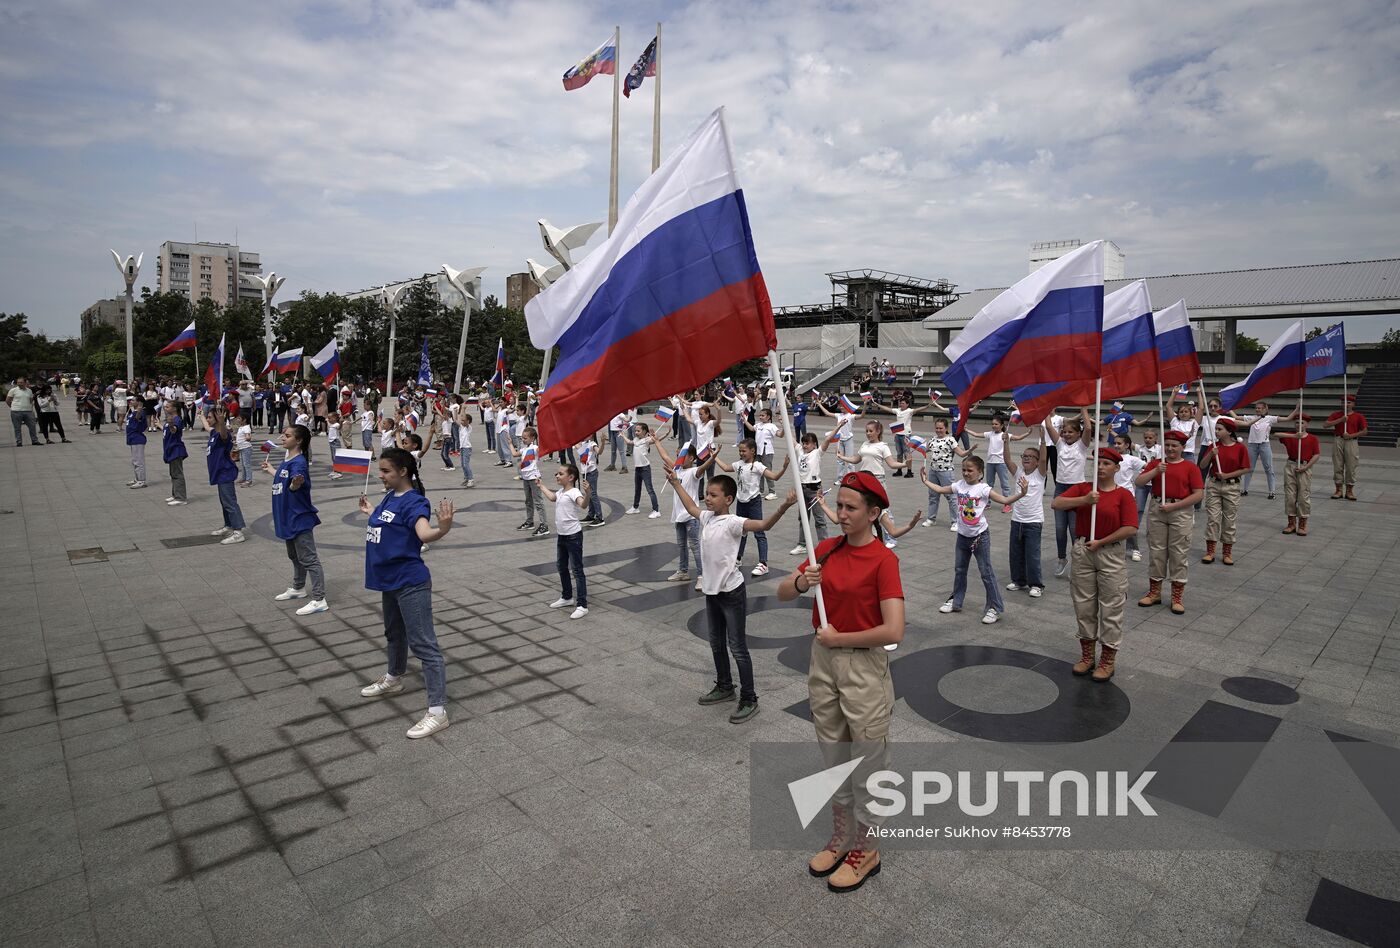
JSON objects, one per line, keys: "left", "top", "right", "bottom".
{"left": 1013, "top": 279, "right": 1155, "bottom": 424}
{"left": 1219, "top": 321, "right": 1306, "bottom": 412}
{"left": 273, "top": 347, "right": 303, "bottom": 373}
{"left": 907, "top": 435, "right": 928, "bottom": 455}
{"left": 944, "top": 241, "right": 1104, "bottom": 434}
{"left": 204, "top": 333, "right": 225, "bottom": 401}
{"left": 333, "top": 449, "right": 373, "bottom": 476}
{"left": 676, "top": 440, "right": 693, "bottom": 463}
{"left": 525, "top": 110, "right": 777, "bottom": 455}
{"left": 309, "top": 340, "right": 340, "bottom": 384}
{"left": 157, "top": 321, "right": 198, "bottom": 356}
{"left": 889, "top": 421, "right": 905, "bottom": 434}
{"left": 838, "top": 394, "right": 860, "bottom": 413}
{"left": 694, "top": 442, "right": 713, "bottom": 464}
{"left": 654, "top": 405, "right": 675, "bottom": 423}
{"left": 260, "top": 440, "right": 277, "bottom": 453}
{"left": 562, "top": 36, "right": 617, "bottom": 91}
{"left": 490, "top": 338, "right": 506, "bottom": 390}
{"left": 260, "top": 349, "right": 278, "bottom": 377}
{"left": 1152, "top": 300, "right": 1201, "bottom": 389}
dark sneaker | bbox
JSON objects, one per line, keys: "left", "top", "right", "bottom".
{"left": 532, "top": 525, "right": 549, "bottom": 537}
{"left": 729, "top": 701, "right": 760, "bottom": 724}
{"left": 517, "top": 522, "right": 533, "bottom": 531}
{"left": 698, "top": 685, "right": 736, "bottom": 705}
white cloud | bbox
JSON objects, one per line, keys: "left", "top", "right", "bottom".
{"left": 0, "top": 0, "right": 1397, "bottom": 342}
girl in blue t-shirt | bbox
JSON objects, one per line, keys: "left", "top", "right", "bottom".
{"left": 205, "top": 404, "right": 247, "bottom": 544}
{"left": 162, "top": 402, "right": 189, "bottom": 505}
{"left": 357, "top": 448, "right": 456, "bottom": 740}
{"left": 125, "top": 398, "right": 149, "bottom": 489}
{"left": 265, "top": 424, "right": 328, "bottom": 615}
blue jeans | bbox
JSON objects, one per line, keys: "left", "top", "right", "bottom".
{"left": 556, "top": 532, "right": 586, "bottom": 607}
{"left": 634, "top": 465, "right": 659, "bottom": 512}
{"left": 1052, "top": 480, "right": 1077, "bottom": 560}
{"left": 675, "top": 520, "right": 701, "bottom": 576}
{"left": 382, "top": 581, "right": 446, "bottom": 707}
{"left": 894, "top": 433, "right": 908, "bottom": 464}
{"left": 586, "top": 468, "right": 601, "bottom": 520}
{"left": 10, "top": 410, "right": 39, "bottom": 444}
{"left": 484, "top": 421, "right": 495, "bottom": 452}
{"left": 1244, "top": 441, "right": 1275, "bottom": 493}
{"left": 986, "top": 461, "right": 1012, "bottom": 496}
{"left": 609, "top": 429, "right": 625, "bottom": 468}
{"left": 735, "top": 496, "right": 767, "bottom": 564}
{"left": 707, "top": 584, "right": 754, "bottom": 702}
{"left": 837, "top": 437, "right": 854, "bottom": 477}
{"left": 1131, "top": 486, "right": 1151, "bottom": 552}
{"left": 216, "top": 480, "right": 246, "bottom": 530}
{"left": 926, "top": 468, "right": 955, "bottom": 521}
{"left": 459, "top": 447, "right": 473, "bottom": 483}
{"left": 361, "top": 429, "right": 373, "bottom": 451}
{"left": 1008, "top": 521, "right": 1043, "bottom": 589}
{"left": 951, "top": 531, "right": 1004, "bottom": 613}
{"left": 441, "top": 427, "right": 456, "bottom": 468}
{"left": 238, "top": 449, "right": 253, "bottom": 483}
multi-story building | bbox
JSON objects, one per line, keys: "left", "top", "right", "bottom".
{"left": 505, "top": 272, "right": 540, "bottom": 311}
{"left": 80, "top": 298, "right": 126, "bottom": 344}
{"left": 1030, "top": 239, "right": 1125, "bottom": 280}
{"left": 156, "top": 241, "right": 262, "bottom": 306}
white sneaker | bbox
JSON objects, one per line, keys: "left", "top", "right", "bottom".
{"left": 129, "top": 482, "right": 147, "bottom": 489}
{"left": 549, "top": 597, "right": 575, "bottom": 608}
{"left": 569, "top": 606, "right": 588, "bottom": 620}
{"left": 167, "top": 499, "right": 188, "bottom": 506}
{"left": 1006, "top": 582, "right": 1024, "bottom": 591}
{"left": 790, "top": 545, "right": 806, "bottom": 555}
{"left": 883, "top": 643, "right": 899, "bottom": 652}
{"left": 295, "top": 599, "right": 329, "bottom": 615}
{"left": 1029, "top": 586, "right": 1043, "bottom": 598}
{"left": 667, "top": 570, "right": 690, "bottom": 582}
{"left": 982, "top": 609, "right": 1000, "bottom": 624}
{"left": 764, "top": 492, "right": 777, "bottom": 501}
{"left": 125, "top": 480, "right": 136, "bottom": 487}
{"left": 210, "top": 526, "right": 232, "bottom": 537}
{"left": 625, "top": 507, "right": 639, "bottom": 514}
{"left": 164, "top": 496, "right": 174, "bottom": 502}
{"left": 751, "top": 563, "right": 769, "bottom": 576}
{"left": 1131, "top": 550, "right": 1142, "bottom": 562}
{"left": 465, "top": 479, "right": 475, "bottom": 487}
{"left": 884, "top": 539, "right": 897, "bottom": 549}
{"left": 274, "top": 587, "right": 308, "bottom": 601}
{"left": 360, "top": 675, "right": 403, "bottom": 697}
{"left": 950, "top": 523, "right": 958, "bottom": 531}
{"left": 1055, "top": 559, "right": 1069, "bottom": 577}
{"left": 220, "top": 530, "right": 246, "bottom": 544}
{"left": 939, "top": 600, "right": 957, "bottom": 613}
{"left": 407, "top": 711, "right": 450, "bottom": 739}
{"left": 647, "top": 510, "right": 661, "bottom": 519}
{"left": 921, "top": 519, "right": 934, "bottom": 527}
{"left": 694, "top": 578, "right": 703, "bottom": 591}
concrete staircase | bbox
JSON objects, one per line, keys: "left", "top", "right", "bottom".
{"left": 1355, "top": 364, "right": 1400, "bottom": 448}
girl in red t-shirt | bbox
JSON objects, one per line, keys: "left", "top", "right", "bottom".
{"left": 778, "top": 471, "right": 904, "bottom": 895}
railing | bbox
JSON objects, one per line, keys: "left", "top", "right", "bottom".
{"left": 791, "top": 345, "right": 856, "bottom": 388}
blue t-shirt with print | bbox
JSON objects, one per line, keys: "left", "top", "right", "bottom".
{"left": 272, "top": 454, "right": 320, "bottom": 540}
{"left": 364, "top": 490, "right": 432, "bottom": 591}
{"left": 162, "top": 416, "right": 188, "bottom": 462}
{"left": 125, "top": 411, "right": 147, "bottom": 445}
{"left": 206, "top": 430, "right": 239, "bottom": 485}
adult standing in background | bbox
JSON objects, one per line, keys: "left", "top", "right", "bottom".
{"left": 1326, "top": 394, "right": 1367, "bottom": 501}
{"left": 6, "top": 377, "right": 42, "bottom": 446}
{"left": 313, "top": 385, "right": 329, "bottom": 434}
{"left": 35, "top": 384, "right": 69, "bottom": 444}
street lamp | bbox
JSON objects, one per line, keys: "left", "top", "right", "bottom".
{"left": 441, "top": 265, "right": 487, "bottom": 394}
{"left": 110, "top": 250, "right": 142, "bottom": 383}
{"left": 532, "top": 218, "right": 601, "bottom": 388}
{"left": 251, "top": 272, "right": 286, "bottom": 361}
{"left": 380, "top": 282, "right": 409, "bottom": 415}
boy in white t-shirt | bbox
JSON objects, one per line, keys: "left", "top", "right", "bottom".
{"left": 1113, "top": 434, "right": 1148, "bottom": 560}
{"left": 575, "top": 433, "right": 603, "bottom": 525}
{"left": 926, "top": 456, "right": 1027, "bottom": 624}
{"left": 667, "top": 467, "right": 796, "bottom": 724}
{"left": 744, "top": 409, "right": 784, "bottom": 498}
{"left": 655, "top": 439, "right": 720, "bottom": 589}
{"left": 482, "top": 400, "right": 496, "bottom": 454}
{"left": 1007, "top": 435, "right": 1048, "bottom": 597}
{"left": 790, "top": 432, "right": 831, "bottom": 555}
{"left": 540, "top": 463, "right": 592, "bottom": 620}
{"left": 326, "top": 412, "right": 345, "bottom": 479}
{"left": 715, "top": 438, "right": 790, "bottom": 576}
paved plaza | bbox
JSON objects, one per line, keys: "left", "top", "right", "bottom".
{"left": 3, "top": 417, "right": 1399, "bottom": 947}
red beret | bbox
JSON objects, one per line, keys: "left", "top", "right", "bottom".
{"left": 1298, "top": 413, "right": 1312, "bottom": 421}
{"left": 1164, "top": 430, "right": 1189, "bottom": 443}
{"left": 1345, "top": 394, "right": 1357, "bottom": 402}
{"left": 839, "top": 471, "right": 889, "bottom": 507}
{"left": 1216, "top": 417, "right": 1238, "bottom": 433}
{"left": 1098, "top": 447, "right": 1123, "bottom": 463}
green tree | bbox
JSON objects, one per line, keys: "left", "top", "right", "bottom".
{"left": 1380, "top": 327, "right": 1400, "bottom": 352}
{"left": 222, "top": 298, "right": 271, "bottom": 373}
{"left": 130, "top": 290, "right": 194, "bottom": 378}
{"left": 1305, "top": 326, "right": 1326, "bottom": 340}
{"left": 85, "top": 348, "right": 127, "bottom": 381}
{"left": 274, "top": 291, "right": 348, "bottom": 367}
{"left": 343, "top": 296, "right": 390, "bottom": 382}
{"left": 1235, "top": 332, "right": 1264, "bottom": 355}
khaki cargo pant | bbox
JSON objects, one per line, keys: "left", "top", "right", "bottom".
{"left": 1284, "top": 463, "right": 1312, "bottom": 518}
{"left": 1070, "top": 538, "right": 1127, "bottom": 648}
{"left": 809, "top": 638, "right": 894, "bottom": 828}
{"left": 1148, "top": 498, "right": 1194, "bottom": 585}
{"left": 1204, "top": 479, "right": 1241, "bottom": 544}
{"left": 1333, "top": 439, "right": 1359, "bottom": 488}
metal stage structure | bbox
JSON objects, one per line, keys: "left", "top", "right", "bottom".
{"left": 773, "top": 268, "right": 959, "bottom": 346}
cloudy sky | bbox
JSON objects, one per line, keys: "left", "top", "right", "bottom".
{"left": 2, "top": 0, "right": 1398, "bottom": 344}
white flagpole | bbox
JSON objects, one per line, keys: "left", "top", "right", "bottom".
{"left": 608, "top": 25, "right": 620, "bottom": 234}
{"left": 1157, "top": 384, "right": 1167, "bottom": 498}
{"left": 651, "top": 23, "right": 662, "bottom": 174}
{"left": 767, "top": 350, "right": 828, "bottom": 628}
{"left": 1197, "top": 378, "right": 1221, "bottom": 477}
{"left": 1089, "top": 378, "right": 1102, "bottom": 541}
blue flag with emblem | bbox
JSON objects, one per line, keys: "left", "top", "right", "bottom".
{"left": 1304, "top": 323, "right": 1346, "bottom": 382}
{"left": 416, "top": 338, "right": 432, "bottom": 386}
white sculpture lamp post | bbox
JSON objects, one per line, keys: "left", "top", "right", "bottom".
{"left": 441, "top": 265, "right": 487, "bottom": 394}
{"left": 380, "top": 283, "right": 409, "bottom": 414}
{"left": 252, "top": 272, "right": 286, "bottom": 361}
{"left": 110, "top": 250, "right": 142, "bottom": 383}
{"left": 532, "top": 218, "right": 601, "bottom": 388}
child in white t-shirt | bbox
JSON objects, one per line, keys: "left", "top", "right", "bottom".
{"left": 509, "top": 426, "right": 547, "bottom": 535}
{"left": 745, "top": 409, "right": 783, "bottom": 498}
{"left": 666, "top": 466, "right": 796, "bottom": 723}
{"left": 715, "top": 438, "right": 789, "bottom": 576}
{"left": 622, "top": 422, "right": 661, "bottom": 517}
{"left": 235, "top": 419, "right": 254, "bottom": 486}
{"left": 655, "top": 438, "right": 719, "bottom": 589}
{"left": 326, "top": 413, "right": 345, "bottom": 479}
{"left": 1008, "top": 435, "right": 1048, "bottom": 597}
{"left": 457, "top": 415, "right": 474, "bottom": 487}
{"left": 575, "top": 433, "right": 602, "bottom": 524}
{"left": 438, "top": 416, "right": 455, "bottom": 471}
{"left": 1113, "top": 434, "right": 1148, "bottom": 560}
{"left": 926, "top": 456, "right": 1026, "bottom": 623}
{"left": 540, "top": 463, "right": 591, "bottom": 620}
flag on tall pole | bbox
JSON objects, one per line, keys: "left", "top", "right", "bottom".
{"left": 524, "top": 108, "right": 777, "bottom": 455}
{"left": 234, "top": 344, "right": 252, "bottom": 379}
{"left": 273, "top": 347, "right": 303, "bottom": 374}
{"left": 416, "top": 338, "right": 432, "bottom": 387}
{"left": 1304, "top": 323, "right": 1346, "bottom": 381}
{"left": 623, "top": 35, "right": 657, "bottom": 98}
{"left": 1152, "top": 300, "right": 1201, "bottom": 389}
{"left": 156, "top": 321, "right": 198, "bottom": 356}
{"left": 204, "top": 333, "right": 225, "bottom": 399}
{"left": 561, "top": 35, "right": 617, "bottom": 90}
{"left": 309, "top": 339, "right": 341, "bottom": 384}
{"left": 489, "top": 338, "right": 506, "bottom": 391}
{"left": 259, "top": 348, "right": 278, "bottom": 378}
{"left": 1218, "top": 321, "right": 1307, "bottom": 411}
{"left": 943, "top": 241, "right": 1105, "bottom": 434}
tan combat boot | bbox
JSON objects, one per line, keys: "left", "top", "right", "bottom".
{"left": 1201, "top": 540, "right": 1216, "bottom": 564}
{"left": 1170, "top": 582, "right": 1186, "bottom": 615}
{"left": 1137, "top": 579, "right": 1162, "bottom": 608}
{"left": 1072, "top": 638, "right": 1096, "bottom": 676}
{"left": 808, "top": 803, "right": 852, "bottom": 878}
{"left": 1092, "top": 645, "right": 1117, "bottom": 682}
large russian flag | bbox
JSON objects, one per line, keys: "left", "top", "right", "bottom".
{"left": 943, "top": 242, "right": 1103, "bottom": 434}
{"left": 1152, "top": 300, "right": 1201, "bottom": 389}
{"left": 562, "top": 36, "right": 617, "bottom": 91}
{"left": 525, "top": 109, "right": 777, "bottom": 455}
{"left": 309, "top": 339, "right": 341, "bottom": 383}
{"left": 1219, "top": 321, "right": 1306, "bottom": 412}
{"left": 157, "top": 321, "right": 198, "bottom": 356}
{"left": 273, "top": 347, "right": 303, "bottom": 373}
{"left": 1012, "top": 280, "right": 1155, "bottom": 423}
{"left": 204, "top": 333, "right": 225, "bottom": 401}
{"left": 489, "top": 338, "right": 505, "bottom": 390}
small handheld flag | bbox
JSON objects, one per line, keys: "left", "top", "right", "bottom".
{"left": 654, "top": 405, "right": 675, "bottom": 423}
{"left": 694, "top": 443, "right": 713, "bottom": 463}
{"left": 907, "top": 435, "right": 928, "bottom": 455}
{"left": 676, "top": 440, "right": 693, "bottom": 463}
{"left": 333, "top": 449, "right": 373, "bottom": 476}
{"left": 405, "top": 409, "right": 421, "bottom": 431}
{"left": 890, "top": 422, "right": 906, "bottom": 434}
{"left": 157, "top": 321, "right": 198, "bottom": 357}
{"left": 838, "top": 394, "right": 860, "bottom": 413}
{"left": 860, "top": 391, "right": 873, "bottom": 401}
{"left": 259, "top": 440, "right": 277, "bottom": 453}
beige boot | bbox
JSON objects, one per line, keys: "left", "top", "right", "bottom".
{"left": 1092, "top": 645, "right": 1118, "bottom": 682}
{"left": 807, "top": 803, "right": 852, "bottom": 878}
{"left": 1170, "top": 581, "right": 1186, "bottom": 615}
{"left": 1201, "top": 540, "right": 1216, "bottom": 564}
{"left": 826, "top": 824, "right": 881, "bottom": 893}
{"left": 1137, "top": 579, "right": 1162, "bottom": 608}
{"left": 1072, "top": 638, "right": 1096, "bottom": 676}
{"left": 1222, "top": 543, "right": 1234, "bottom": 566}
{"left": 1282, "top": 516, "right": 1296, "bottom": 535}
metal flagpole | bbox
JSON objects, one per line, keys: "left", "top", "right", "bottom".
{"left": 767, "top": 350, "right": 828, "bottom": 628}
{"left": 608, "top": 25, "right": 621, "bottom": 234}
{"left": 1089, "top": 379, "right": 1102, "bottom": 541}
{"left": 651, "top": 22, "right": 661, "bottom": 173}
{"left": 1157, "top": 384, "right": 1167, "bottom": 499}
{"left": 1197, "top": 378, "right": 1221, "bottom": 476}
